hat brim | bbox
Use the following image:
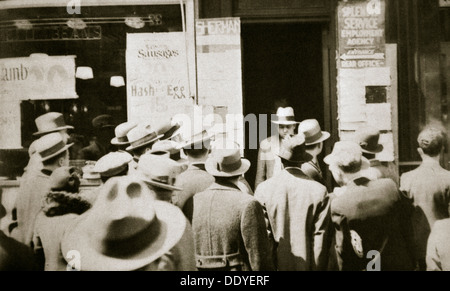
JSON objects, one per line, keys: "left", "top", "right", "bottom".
{"left": 61, "top": 201, "right": 187, "bottom": 271}
{"left": 126, "top": 135, "right": 164, "bottom": 152}
{"left": 271, "top": 121, "right": 300, "bottom": 125}
{"left": 205, "top": 158, "right": 250, "bottom": 177}
{"left": 177, "top": 134, "right": 214, "bottom": 150}
{"left": 361, "top": 144, "right": 384, "bottom": 155}
{"left": 305, "top": 132, "right": 331, "bottom": 146}
{"left": 111, "top": 137, "right": 130, "bottom": 146}
{"left": 40, "top": 143, "right": 74, "bottom": 162}
{"left": 33, "top": 126, "right": 74, "bottom": 137}
{"left": 277, "top": 151, "right": 313, "bottom": 164}
{"left": 324, "top": 155, "right": 371, "bottom": 171}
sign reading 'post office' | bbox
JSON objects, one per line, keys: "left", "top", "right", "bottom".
{"left": 338, "top": 0, "right": 386, "bottom": 69}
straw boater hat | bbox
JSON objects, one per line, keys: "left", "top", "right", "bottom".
{"left": 177, "top": 129, "right": 213, "bottom": 150}
{"left": 33, "top": 112, "right": 74, "bottom": 137}
{"left": 151, "top": 140, "right": 187, "bottom": 164}
{"left": 324, "top": 141, "right": 370, "bottom": 171}
{"left": 155, "top": 120, "right": 182, "bottom": 141}
{"left": 126, "top": 123, "right": 163, "bottom": 152}
{"left": 354, "top": 126, "right": 384, "bottom": 154}
{"left": 35, "top": 132, "right": 74, "bottom": 162}
{"left": 277, "top": 134, "right": 313, "bottom": 163}
{"left": 111, "top": 122, "right": 138, "bottom": 146}
{"left": 271, "top": 107, "right": 301, "bottom": 125}
{"left": 205, "top": 145, "right": 250, "bottom": 178}
{"left": 299, "top": 119, "right": 330, "bottom": 146}
{"left": 93, "top": 151, "right": 133, "bottom": 178}
{"left": 61, "top": 176, "right": 187, "bottom": 271}
{"left": 138, "top": 154, "right": 187, "bottom": 191}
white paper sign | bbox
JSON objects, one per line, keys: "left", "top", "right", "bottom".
{"left": 126, "top": 33, "right": 192, "bottom": 125}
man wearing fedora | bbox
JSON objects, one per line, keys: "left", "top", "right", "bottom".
{"left": 255, "top": 107, "right": 300, "bottom": 190}
{"left": 110, "top": 121, "right": 137, "bottom": 151}
{"left": 138, "top": 153, "right": 188, "bottom": 203}
{"left": 299, "top": 119, "right": 331, "bottom": 187}
{"left": 78, "top": 114, "right": 116, "bottom": 161}
{"left": 400, "top": 126, "right": 450, "bottom": 271}
{"left": 93, "top": 151, "right": 133, "bottom": 183}
{"left": 61, "top": 176, "right": 196, "bottom": 271}
{"left": 326, "top": 141, "right": 415, "bottom": 271}
{"left": 126, "top": 122, "right": 163, "bottom": 171}
{"left": 355, "top": 126, "right": 398, "bottom": 185}
{"left": 14, "top": 133, "right": 73, "bottom": 247}
{"left": 172, "top": 130, "right": 215, "bottom": 221}
{"left": 254, "top": 134, "right": 331, "bottom": 271}
{"left": 191, "top": 144, "right": 274, "bottom": 271}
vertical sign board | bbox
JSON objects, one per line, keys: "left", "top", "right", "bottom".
{"left": 0, "top": 55, "right": 77, "bottom": 148}
{"left": 126, "top": 33, "right": 192, "bottom": 126}
{"left": 196, "top": 18, "right": 244, "bottom": 150}
{"left": 338, "top": 0, "right": 386, "bottom": 69}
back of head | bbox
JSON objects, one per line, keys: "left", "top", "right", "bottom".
{"left": 325, "top": 141, "right": 367, "bottom": 174}
{"left": 418, "top": 126, "right": 446, "bottom": 157}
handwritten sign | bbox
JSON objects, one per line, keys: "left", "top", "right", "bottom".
{"left": 338, "top": 0, "right": 386, "bottom": 68}
{"left": 126, "top": 33, "right": 192, "bottom": 125}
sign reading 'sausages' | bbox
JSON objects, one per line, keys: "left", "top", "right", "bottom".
{"left": 338, "top": 0, "right": 386, "bottom": 69}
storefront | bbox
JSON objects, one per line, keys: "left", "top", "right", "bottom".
{"left": 1, "top": 0, "right": 450, "bottom": 188}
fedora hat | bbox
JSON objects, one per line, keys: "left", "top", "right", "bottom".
{"left": 205, "top": 147, "right": 250, "bottom": 178}
{"left": 299, "top": 119, "right": 330, "bottom": 146}
{"left": 138, "top": 154, "right": 187, "bottom": 191}
{"left": 111, "top": 122, "right": 138, "bottom": 145}
{"left": 354, "top": 126, "right": 384, "bottom": 154}
{"left": 33, "top": 112, "right": 74, "bottom": 136}
{"left": 177, "top": 129, "right": 213, "bottom": 150}
{"left": 126, "top": 123, "right": 163, "bottom": 152}
{"left": 60, "top": 176, "right": 187, "bottom": 271}
{"left": 155, "top": 120, "right": 182, "bottom": 141}
{"left": 92, "top": 114, "right": 115, "bottom": 129}
{"left": 277, "top": 134, "right": 313, "bottom": 163}
{"left": 49, "top": 166, "right": 81, "bottom": 193}
{"left": 151, "top": 140, "right": 187, "bottom": 163}
{"left": 93, "top": 151, "right": 133, "bottom": 178}
{"left": 324, "top": 141, "right": 370, "bottom": 171}
{"left": 35, "top": 132, "right": 73, "bottom": 162}
{"left": 271, "top": 107, "right": 300, "bottom": 125}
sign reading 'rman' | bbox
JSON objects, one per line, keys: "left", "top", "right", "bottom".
{"left": 338, "top": 0, "right": 386, "bottom": 68}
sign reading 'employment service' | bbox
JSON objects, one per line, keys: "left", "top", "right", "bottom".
{"left": 338, "top": 0, "right": 386, "bottom": 69}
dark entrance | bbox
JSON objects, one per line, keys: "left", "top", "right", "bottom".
{"left": 242, "top": 22, "right": 325, "bottom": 190}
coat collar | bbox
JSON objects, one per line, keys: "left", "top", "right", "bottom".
{"left": 189, "top": 163, "right": 207, "bottom": 171}
{"left": 284, "top": 167, "right": 311, "bottom": 180}
{"left": 208, "top": 180, "right": 242, "bottom": 192}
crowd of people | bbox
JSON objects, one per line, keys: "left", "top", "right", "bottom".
{"left": 0, "top": 106, "right": 449, "bottom": 271}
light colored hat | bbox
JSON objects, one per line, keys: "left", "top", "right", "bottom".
{"left": 277, "top": 134, "right": 313, "bottom": 163}
{"left": 92, "top": 114, "right": 115, "bottom": 129}
{"left": 111, "top": 122, "right": 138, "bottom": 145}
{"left": 299, "top": 119, "right": 330, "bottom": 146}
{"left": 271, "top": 107, "right": 300, "bottom": 125}
{"left": 126, "top": 123, "right": 163, "bottom": 152}
{"left": 138, "top": 154, "right": 188, "bottom": 191}
{"left": 82, "top": 164, "right": 101, "bottom": 180}
{"left": 49, "top": 166, "right": 80, "bottom": 192}
{"left": 33, "top": 112, "right": 74, "bottom": 136}
{"left": 205, "top": 146, "right": 250, "bottom": 178}
{"left": 151, "top": 140, "right": 187, "bottom": 163}
{"left": 155, "top": 120, "right": 182, "bottom": 141}
{"left": 177, "top": 129, "right": 213, "bottom": 150}
{"left": 354, "top": 126, "right": 383, "bottom": 154}
{"left": 93, "top": 151, "right": 133, "bottom": 178}
{"left": 35, "top": 132, "right": 73, "bottom": 162}
{"left": 324, "top": 141, "right": 370, "bottom": 172}
{"left": 60, "top": 176, "right": 187, "bottom": 271}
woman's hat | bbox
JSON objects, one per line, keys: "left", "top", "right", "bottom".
{"left": 35, "top": 133, "right": 73, "bottom": 162}
{"left": 354, "top": 126, "right": 384, "bottom": 154}
{"left": 49, "top": 166, "right": 81, "bottom": 193}
{"left": 111, "top": 122, "right": 138, "bottom": 145}
{"left": 324, "top": 141, "right": 370, "bottom": 171}
{"left": 299, "top": 119, "right": 330, "bottom": 146}
{"left": 271, "top": 107, "right": 300, "bottom": 125}
{"left": 60, "top": 176, "right": 187, "bottom": 271}
{"left": 93, "top": 151, "right": 133, "bottom": 178}
{"left": 33, "top": 112, "right": 74, "bottom": 136}
{"left": 126, "top": 123, "right": 163, "bottom": 152}
{"left": 205, "top": 145, "right": 250, "bottom": 178}
{"left": 138, "top": 154, "right": 188, "bottom": 191}
{"left": 277, "top": 134, "right": 313, "bottom": 163}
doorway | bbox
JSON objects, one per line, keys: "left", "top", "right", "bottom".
{"left": 242, "top": 22, "right": 326, "bottom": 190}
